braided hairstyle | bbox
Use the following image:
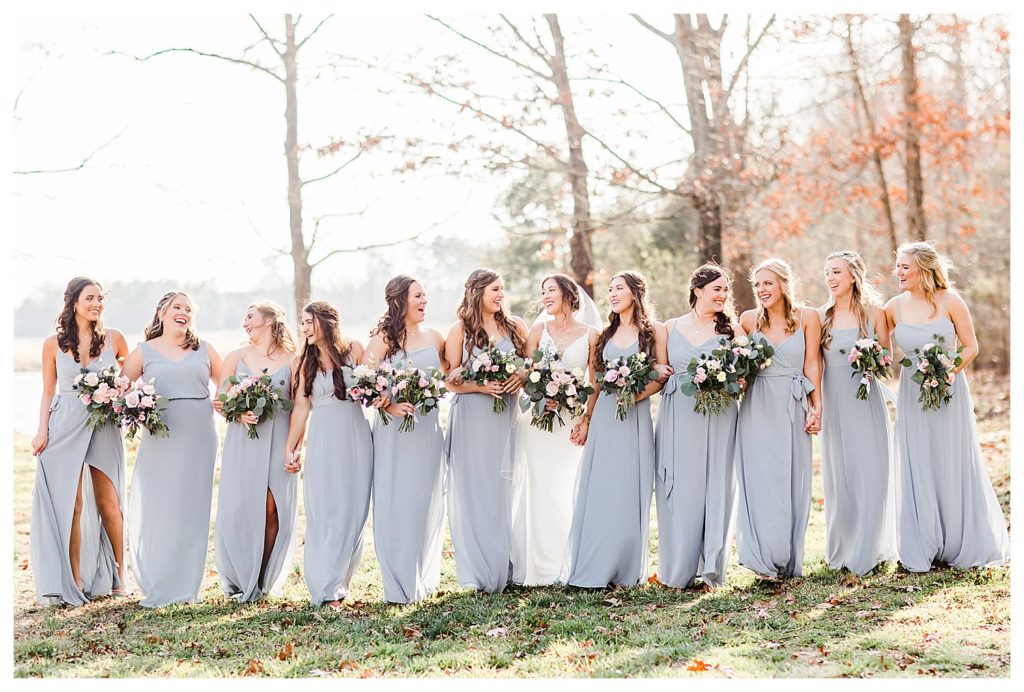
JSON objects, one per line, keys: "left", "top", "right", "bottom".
{"left": 55, "top": 277, "right": 107, "bottom": 363}
{"left": 295, "top": 300, "right": 351, "bottom": 401}
{"left": 456, "top": 268, "right": 527, "bottom": 361}
{"left": 593, "top": 270, "right": 656, "bottom": 372}
{"left": 688, "top": 262, "right": 736, "bottom": 339}
{"left": 538, "top": 273, "right": 581, "bottom": 316}
{"left": 144, "top": 291, "right": 200, "bottom": 350}
{"left": 248, "top": 300, "right": 297, "bottom": 356}
{"left": 821, "top": 251, "right": 882, "bottom": 350}
{"left": 371, "top": 275, "right": 417, "bottom": 361}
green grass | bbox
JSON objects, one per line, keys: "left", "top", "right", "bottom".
{"left": 12, "top": 374, "right": 1011, "bottom": 678}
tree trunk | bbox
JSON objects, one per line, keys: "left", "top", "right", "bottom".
{"left": 845, "top": 18, "right": 899, "bottom": 255}
{"left": 899, "top": 14, "right": 928, "bottom": 241}
{"left": 284, "top": 15, "right": 312, "bottom": 322}
{"left": 544, "top": 15, "right": 595, "bottom": 297}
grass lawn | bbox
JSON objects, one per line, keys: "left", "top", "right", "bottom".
{"left": 12, "top": 373, "right": 1010, "bottom": 678}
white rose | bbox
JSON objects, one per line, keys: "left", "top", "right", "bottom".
{"left": 529, "top": 371, "right": 541, "bottom": 383}
{"left": 763, "top": 358, "right": 773, "bottom": 368}
{"left": 84, "top": 372, "right": 100, "bottom": 387}
{"left": 140, "top": 395, "right": 155, "bottom": 408}
{"left": 707, "top": 360, "right": 721, "bottom": 371}
{"left": 566, "top": 397, "right": 577, "bottom": 407}
{"left": 142, "top": 383, "right": 156, "bottom": 396}
{"left": 124, "top": 391, "right": 141, "bottom": 408}
{"left": 566, "top": 385, "right": 577, "bottom": 396}
{"left": 74, "top": 373, "right": 84, "bottom": 385}
{"left": 716, "top": 372, "right": 727, "bottom": 382}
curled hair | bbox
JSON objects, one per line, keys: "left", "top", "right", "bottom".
{"left": 896, "top": 240, "right": 954, "bottom": 317}
{"left": 295, "top": 300, "right": 351, "bottom": 401}
{"left": 688, "top": 262, "right": 736, "bottom": 339}
{"left": 594, "top": 270, "right": 657, "bottom": 372}
{"left": 55, "top": 277, "right": 107, "bottom": 363}
{"left": 144, "top": 291, "right": 200, "bottom": 350}
{"left": 371, "top": 275, "right": 417, "bottom": 361}
{"left": 249, "top": 299, "right": 297, "bottom": 355}
{"left": 751, "top": 258, "right": 800, "bottom": 334}
{"left": 536, "top": 274, "right": 581, "bottom": 316}
{"left": 456, "top": 268, "right": 527, "bottom": 362}
{"left": 821, "top": 251, "right": 883, "bottom": 350}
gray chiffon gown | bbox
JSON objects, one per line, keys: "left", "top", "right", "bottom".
{"left": 302, "top": 366, "right": 373, "bottom": 604}
{"left": 734, "top": 314, "right": 814, "bottom": 579}
{"left": 444, "top": 337, "right": 518, "bottom": 593}
{"left": 214, "top": 358, "right": 298, "bottom": 602}
{"left": 892, "top": 296, "right": 1009, "bottom": 572}
{"left": 564, "top": 339, "right": 656, "bottom": 588}
{"left": 372, "top": 347, "right": 446, "bottom": 603}
{"left": 820, "top": 325, "right": 897, "bottom": 575}
{"left": 32, "top": 345, "right": 126, "bottom": 605}
{"left": 128, "top": 341, "right": 218, "bottom": 607}
{"left": 655, "top": 330, "right": 738, "bottom": 588}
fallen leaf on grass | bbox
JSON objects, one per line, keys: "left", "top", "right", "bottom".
{"left": 337, "top": 659, "right": 359, "bottom": 671}
{"left": 647, "top": 574, "right": 661, "bottom": 585}
{"left": 816, "top": 593, "right": 844, "bottom": 608}
{"left": 604, "top": 596, "right": 623, "bottom": 607}
{"left": 358, "top": 668, "right": 374, "bottom": 678}
{"left": 594, "top": 626, "right": 610, "bottom": 636}
{"left": 144, "top": 636, "right": 162, "bottom": 645}
{"left": 243, "top": 659, "right": 264, "bottom": 676}
{"left": 922, "top": 632, "right": 940, "bottom": 644}
{"left": 839, "top": 573, "right": 860, "bottom": 588}
{"left": 277, "top": 642, "right": 295, "bottom": 660}
{"left": 687, "top": 658, "right": 719, "bottom": 672}
{"left": 763, "top": 641, "right": 782, "bottom": 650}
{"left": 486, "top": 627, "right": 507, "bottom": 637}
{"left": 402, "top": 625, "right": 423, "bottom": 639}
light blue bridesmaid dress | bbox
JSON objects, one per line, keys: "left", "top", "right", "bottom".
{"left": 372, "top": 346, "right": 446, "bottom": 603}
{"left": 892, "top": 294, "right": 1008, "bottom": 571}
{"left": 444, "top": 337, "right": 518, "bottom": 593}
{"left": 301, "top": 364, "right": 373, "bottom": 604}
{"left": 214, "top": 357, "right": 298, "bottom": 602}
{"left": 564, "top": 338, "right": 656, "bottom": 587}
{"left": 820, "top": 323, "right": 897, "bottom": 575}
{"left": 655, "top": 329, "right": 738, "bottom": 588}
{"left": 734, "top": 311, "right": 814, "bottom": 579}
{"left": 128, "top": 341, "right": 218, "bottom": 607}
{"left": 32, "top": 344, "right": 126, "bottom": 605}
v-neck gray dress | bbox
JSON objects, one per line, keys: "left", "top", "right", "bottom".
{"left": 734, "top": 314, "right": 814, "bottom": 579}
{"left": 32, "top": 345, "right": 126, "bottom": 605}
{"left": 564, "top": 338, "right": 656, "bottom": 587}
{"left": 127, "top": 341, "right": 218, "bottom": 607}
{"left": 892, "top": 296, "right": 1009, "bottom": 571}
{"left": 655, "top": 329, "right": 738, "bottom": 588}
{"left": 820, "top": 324, "right": 897, "bottom": 575}
{"left": 214, "top": 357, "right": 297, "bottom": 602}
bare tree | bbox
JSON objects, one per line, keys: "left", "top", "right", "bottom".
{"left": 899, "top": 13, "right": 928, "bottom": 241}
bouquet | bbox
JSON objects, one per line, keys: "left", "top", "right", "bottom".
{"left": 522, "top": 346, "right": 595, "bottom": 432}
{"left": 460, "top": 337, "right": 527, "bottom": 413}
{"left": 218, "top": 369, "right": 294, "bottom": 439}
{"left": 73, "top": 366, "right": 124, "bottom": 430}
{"left": 115, "top": 378, "right": 170, "bottom": 442}
{"left": 899, "top": 334, "right": 963, "bottom": 411}
{"left": 600, "top": 352, "right": 660, "bottom": 421}
{"left": 679, "top": 344, "right": 741, "bottom": 415}
{"left": 344, "top": 362, "right": 395, "bottom": 426}
{"left": 729, "top": 335, "right": 774, "bottom": 385}
{"left": 389, "top": 366, "right": 447, "bottom": 432}
{"left": 840, "top": 337, "right": 895, "bottom": 401}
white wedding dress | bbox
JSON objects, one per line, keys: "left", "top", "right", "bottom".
{"left": 511, "top": 323, "right": 592, "bottom": 586}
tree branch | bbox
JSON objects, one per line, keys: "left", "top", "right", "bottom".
{"left": 724, "top": 15, "right": 776, "bottom": 103}
{"left": 573, "top": 76, "right": 691, "bottom": 135}
{"left": 502, "top": 14, "right": 551, "bottom": 64}
{"left": 297, "top": 15, "right": 333, "bottom": 49}
{"left": 14, "top": 126, "right": 127, "bottom": 175}
{"left": 426, "top": 15, "right": 552, "bottom": 81}
{"left": 248, "top": 15, "right": 283, "bottom": 57}
{"left": 578, "top": 124, "right": 678, "bottom": 195}
{"left": 631, "top": 14, "right": 675, "bottom": 44}
{"left": 309, "top": 210, "right": 456, "bottom": 268}
{"left": 301, "top": 148, "right": 365, "bottom": 187}
{"left": 110, "top": 47, "right": 284, "bottom": 83}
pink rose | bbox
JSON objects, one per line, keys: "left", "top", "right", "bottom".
{"left": 946, "top": 373, "right": 956, "bottom": 384}
{"left": 125, "top": 391, "right": 141, "bottom": 408}
{"left": 140, "top": 395, "right": 154, "bottom": 408}
{"left": 396, "top": 380, "right": 409, "bottom": 390}
{"left": 618, "top": 366, "right": 630, "bottom": 376}
{"left": 604, "top": 370, "right": 619, "bottom": 383}
{"left": 419, "top": 378, "right": 429, "bottom": 388}
{"left": 848, "top": 350, "right": 859, "bottom": 364}
{"left": 81, "top": 394, "right": 92, "bottom": 405}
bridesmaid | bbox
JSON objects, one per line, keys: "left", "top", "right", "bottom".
{"left": 884, "top": 241, "right": 1009, "bottom": 571}
{"left": 736, "top": 258, "right": 822, "bottom": 581}
{"left": 510, "top": 274, "right": 597, "bottom": 586}
{"left": 122, "top": 291, "right": 222, "bottom": 607}
{"left": 284, "top": 301, "right": 373, "bottom": 609}
{"left": 214, "top": 301, "right": 299, "bottom": 602}
{"left": 564, "top": 270, "right": 669, "bottom": 588}
{"left": 818, "top": 251, "right": 897, "bottom": 575}
{"left": 444, "top": 268, "right": 529, "bottom": 593}
{"left": 362, "top": 276, "right": 448, "bottom": 604}
{"left": 31, "top": 277, "right": 130, "bottom": 605}
{"left": 655, "top": 263, "right": 742, "bottom": 589}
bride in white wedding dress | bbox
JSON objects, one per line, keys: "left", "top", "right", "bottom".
{"left": 510, "top": 274, "right": 603, "bottom": 586}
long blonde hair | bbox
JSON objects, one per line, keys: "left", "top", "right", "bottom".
{"left": 751, "top": 258, "right": 800, "bottom": 334}
{"left": 821, "top": 251, "right": 883, "bottom": 351}
{"left": 896, "top": 240, "right": 953, "bottom": 317}
{"left": 249, "top": 299, "right": 297, "bottom": 356}
{"left": 144, "top": 291, "right": 200, "bottom": 350}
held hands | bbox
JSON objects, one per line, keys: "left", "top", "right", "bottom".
{"left": 31, "top": 431, "right": 47, "bottom": 456}
{"left": 284, "top": 449, "right": 302, "bottom": 474}
{"left": 373, "top": 393, "right": 393, "bottom": 410}
{"left": 239, "top": 410, "right": 259, "bottom": 426}
{"left": 653, "top": 364, "right": 674, "bottom": 384}
{"left": 212, "top": 399, "right": 224, "bottom": 414}
{"left": 501, "top": 371, "right": 527, "bottom": 394}
{"left": 570, "top": 419, "right": 589, "bottom": 447}
{"left": 804, "top": 405, "right": 821, "bottom": 435}
{"left": 544, "top": 398, "right": 559, "bottom": 412}
{"left": 446, "top": 367, "right": 465, "bottom": 387}
{"left": 386, "top": 401, "right": 416, "bottom": 418}
{"left": 478, "top": 381, "right": 505, "bottom": 397}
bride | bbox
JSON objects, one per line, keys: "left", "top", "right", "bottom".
{"left": 510, "top": 274, "right": 602, "bottom": 586}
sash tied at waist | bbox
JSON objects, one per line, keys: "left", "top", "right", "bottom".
{"left": 758, "top": 368, "right": 814, "bottom": 423}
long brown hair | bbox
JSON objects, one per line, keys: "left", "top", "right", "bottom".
{"left": 456, "top": 268, "right": 527, "bottom": 361}
{"left": 593, "top": 270, "right": 657, "bottom": 372}
{"left": 688, "top": 262, "right": 736, "bottom": 339}
{"left": 55, "top": 276, "right": 107, "bottom": 363}
{"left": 295, "top": 300, "right": 351, "bottom": 400}
{"left": 249, "top": 299, "right": 297, "bottom": 355}
{"left": 821, "top": 251, "right": 882, "bottom": 350}
{"left": 371, "top": 275, "right": 417, "bottom": 361}
{"left": 751, "top": 258, "right": 800, "bottom": 334}
{"left": 144, "top": 291, "right": 200, "bottom": 350}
